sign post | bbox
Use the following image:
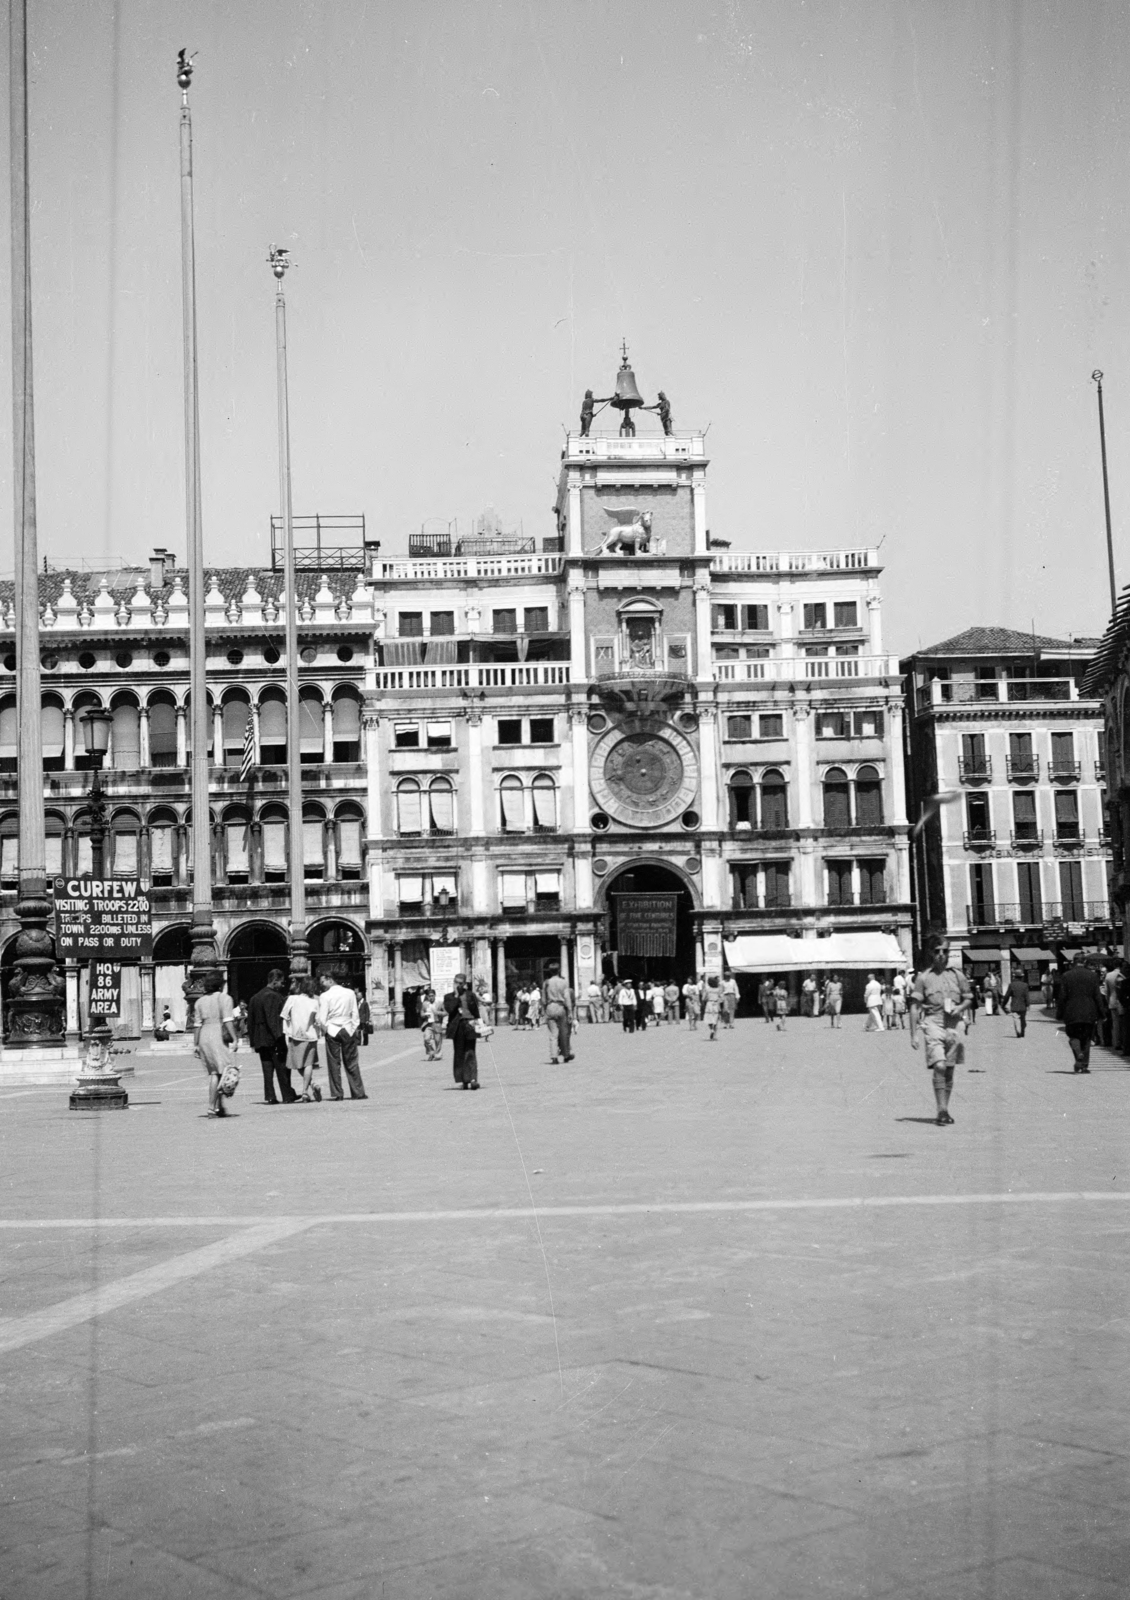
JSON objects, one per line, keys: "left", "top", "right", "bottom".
{"left": 52, "top": 877, "right": 151, "bottom": 1111}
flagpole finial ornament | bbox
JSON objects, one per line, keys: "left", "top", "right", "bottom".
{"left": 1093, "top": 369, "right": 1104, "bottom": 386}
{"left": 176, "top": 49, "right": 195, "bottom": 93}
{"left": 268, "top": 246, "right": 291, "bottom": 282}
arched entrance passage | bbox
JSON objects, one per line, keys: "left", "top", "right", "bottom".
{"left": 226, "top": 921, "right": 289, "bottom": 1005}
{"left": 153, "top": 922, "right": 193, "bottom": 1032}
{"left": 308, "top": 920, "right": 366, "bottom": 991}
{"left": 602, "top": 862, "right": 696, "bottom": 985}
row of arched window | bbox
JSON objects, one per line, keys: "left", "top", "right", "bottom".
{"left": 0, "top": 685, "right": 363, "bottom": 773}
{"left": 0, "top": 801, "right": 365, "bottom": 888}
{"left": 726, "top": 766, "right": 884, "bottom": 830}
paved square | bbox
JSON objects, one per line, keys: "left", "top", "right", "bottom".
{"left": 3, "top": 1007, "right": 1130, "bottom": 1599}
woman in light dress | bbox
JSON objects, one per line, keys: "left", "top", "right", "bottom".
{"left": 194, "top": 970, "right": 236, "bottom": 1118}
{"left": 702, "top": 976, "right": 722, "bottom": 1041}
{"left": 281, "top": 975, "right": 322, "bottom": 1102}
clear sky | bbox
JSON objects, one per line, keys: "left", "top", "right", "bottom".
{"left": 2, "top": 0, "right": 1130, "bottom": 654}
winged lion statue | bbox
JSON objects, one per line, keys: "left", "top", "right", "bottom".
{"left": 591, "top": 507, "right": 653, "bottom": 556}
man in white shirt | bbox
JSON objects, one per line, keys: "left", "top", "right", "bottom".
{"left": 317, "top": 966, "right": 367, "bottom": 1100}
{"left": 863, "top": 972, "right": 885, "bottom": 1032}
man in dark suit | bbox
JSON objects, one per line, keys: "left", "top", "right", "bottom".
{"left": 1060, "top": 955, "right": 1102, "bottom": 1073}
{"left": 247, "top": 968, "right": 295, "bottom": 1103}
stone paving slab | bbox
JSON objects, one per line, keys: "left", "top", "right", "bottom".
{"left": 3, "top": 1010, "right": 1130, "bottom": 1597}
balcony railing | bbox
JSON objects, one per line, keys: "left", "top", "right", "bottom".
{"left": 959, "top": 757, "right": 992, "bottom": 784}
{"left": 1006, "top": 755, "right": 1040, "bottom": 782}
{"left": 377, "top": 553, "right": 563, "bottom": 582}
{"left": 711, "top": 548, "right": 878, "bottom": 574}
{"left": 1006, "top": 679, "right": 1073, "bottom": 702}
{"left": 715, "top": 652, "right": 897, "bottom": 683}
{"left": 377, "top": 663, "right": 569, "bottom": 690}
{"left": 919, "top": 678, "right": 1084, "bottom": 708}
{"left": 1043, "top": 902, "right": 1119, "bottom": 925}
{"left": 963, "top": 829, "right": 996, "bottom": 849}
{"left": 967, "top": 903, "right": 1039, "bottom": 928}
{"left": 1048, "top": 761, "right": 1081, "bottom": 782}
{"left": 1010, "top": 830, "right": 1043, "bottom": 849}
{"left": 1054, "top": 827, "right": 1083, "bottom": 847}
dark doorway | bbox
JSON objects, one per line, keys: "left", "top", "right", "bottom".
{"left": 226, "top": 921, "right": 289, "bottom": 1005}
{"left": 504, "top": 934, "right": 561, "bottom": 1010}
{"left": 308, "top": 920, "right": 367, "bottom": 992}
{"left": 604, "top": 862, "right": 696, "bottom": 985}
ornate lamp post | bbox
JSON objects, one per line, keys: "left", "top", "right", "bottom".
{"left": 269, "top": 245, "right": 308, "bottom": 980}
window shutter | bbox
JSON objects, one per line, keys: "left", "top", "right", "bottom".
{"left": 150, "top": 827, "right": 174, "bottom": 873}
{"left": 299, "top": 694, "right": 323, "bottom": 753}
{"left": 338, "top": 818, "right": 362, "bottom": 868}
{"left": 500, "top": 781, "right": 525, "bottom": 832}
{"left": 0, "top": 703, "right": 17, "bottom": 759}
{"left": 333, "top": 697, "right": 361, "bottom": 740}
{"left": 396, "top": 785, "right": 422, "bottom": 835}
{"left": 531, "top": 779, "right": 556, "bottom": 830}
{"left": 225, "top": 823, "right": 249, "bottom": 874}
{"left": 500, "top": 872, "right": 526, "bottom": 907}
{"left": 41, "top": 702, "right": 65, "bottom": 759}
{"left": 262, "top": 821, "right": 287, "bottom": 870}
{"left": 429, "top": 782, "right": 454, "bottom": 833}
{"left": 303, "top": 820, "right": 323, "bottom": 866}
{"left": 258, "top": 698, "right": 286, "bottom": 743}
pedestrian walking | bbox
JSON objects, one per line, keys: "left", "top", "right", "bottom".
{"left": 1060, "top": 954, "right": 1102, "bottom": 1073}
{"left": 601, "top": 979, "right": 614, "bottom": 1022}
{"left": 664, "top": 980, "right": 681, "bottom": 1024}
{"left": 514, "top": 986, "right": 529, "bottom": 1029}
{"left": 1105, "top": 961, "right": 1125, "bottom": 1053}
{"left": 318, "top": 966, "right": 368, "bottom": 1100}
{"left": 881, "top": 982, "right": 896, "bottom": 1030}
{"left": 702, "top": 975, "right": 722, "bottom": 1040}
{"left": 649, "top": 982, "right": 665, "bottom": 1028}
{"left": 543, "top": 961, "right": 575, "bottom": 1063}
{"left": 1004, "top": 972, "right": 1030, "bottom": 1038}
{"left": 759, "top": 977, "right": 774, "bottom": 1025}
{"left": 891, "top": 971, "right": 908, "bottom": 1029}
{"left": 823, "top": 973, "right": 843, "bottom": 1027}
{"left": 526, "top": 983, "right": 542, "bottom": 1030}
{"left": 984, "top": 970, "right": 1000, "bottom": 1016}
{"left": 863, "top": 972, "right": 885, "bottom": 1031}
{"left": 444, "top": 972, "right": 481, "bottom": 1088}
{"left": 909, "top": 936, "right": 972, "bottom": 1126}
{"left": 586, "top": 978, "right": 604, "bottom": 1023}
{"left": 773, "top": 979, "right": 789, "bottom": 1030}
{"left": 801, "top": 973, "right": 817, "bottom": 1018}
{"left": 421, "top": 987, "right": 445, "bottom": 1060}
{"left": 682, "top": 977, "right": 701, "bottom": 1030}
{"left": 355, "top": 988, "right": 372, "bottom": 1045}
{"left": 282, "top": 976, "right": 322, "bottom": 1101}
{"left": 247, "top": 968, "right": 296, "bottom": 1104}
{"left": 967, "top": 977, "right": 981, "bottom": 1026}
{"left": 721, "top": 974, "right": 739, "bottom": 1028}
{"left": 617, "top": 979, "right": 637, "bottom": 1033}
{"left": 194, "top": 970, "right": 237, "bottom": 1118}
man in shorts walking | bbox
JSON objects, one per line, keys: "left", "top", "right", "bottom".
{"left": 909, "top": 937, "right": 972, "bottom": 1126}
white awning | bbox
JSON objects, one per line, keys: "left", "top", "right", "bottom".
{"left": 724, "top": 931, "right": 908, "bottom": 972}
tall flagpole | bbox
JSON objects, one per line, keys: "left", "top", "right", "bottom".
{"left": 177, "top": 51, "right": 217, "bottom": 1014}
{"left": 269, "top": 247, "right": 308, "bottom": 978}
{"left": 7, "top": 0, "right": 64, "bottom": 1046}
{"left": 1092, "top": 371, "right": 1118, "bottom": 614}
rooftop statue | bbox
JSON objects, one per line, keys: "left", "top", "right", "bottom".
{"left": 579, "top": 389, "right": 612, "bottom": 437}
{"left": 645, "top": 391, "right": 673, "bottom": 437}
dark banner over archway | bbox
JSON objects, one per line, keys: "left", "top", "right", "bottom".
{"left": 604, "top": 864, "right": 695, "bottom": 983}
{"left": 614, "top": 893, "right": 678, "bottom": 958}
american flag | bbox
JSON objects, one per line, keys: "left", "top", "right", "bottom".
{"left": 239, "top": 710, "right": 255, "bottom": 782}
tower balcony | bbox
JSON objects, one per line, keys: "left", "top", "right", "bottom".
{"left": 564, "top": 431, "right": 706, "bottom": 462}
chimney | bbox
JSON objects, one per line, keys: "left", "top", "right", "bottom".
{"left": 149, "top": 548, "right": 169, "bottom": 590}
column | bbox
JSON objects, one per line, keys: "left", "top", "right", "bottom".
{"left": 570, "top": 705, "right": 588, "bottom": 833}
{"left": 175, "top": 704, "right": 187, "bottom": 768}
{"left": 370, "top": 937, "right": 391, "bottom": 1030}
{"left": 575, "top": 928, "right": 595, "bottom": 1015}
{"left": 472, "top": 936, "right": 492, "bottom": 1007}
{"left": 323, "top": 699, "right": 334, "bottom": 764}
{"left": 694, "top": 576, "right": 713, "bottom": 684}
{"left": 138, "top": 704, "right": 151, "bottom": 768}
{"left": 63, "top": 824, "right": 75, "bottom": 877}
{"left": 175, "top": 822, "right": 188, "bottom": 886}
{"left": 559, "top": 935, "right": 570, "bottom": 986}
{"left": 139, "top": 825, "right": 151, "bottom": 881}
{"left": 568, "top": 573, "right": 586, "bottom": 683}
{"left": 249, "top": 820, "right": 263, "bottom": 884}
{"left": 494, "top": 938, "right": 508, "bottom": 1023}
{"left": 324, "top": 818, "right": 337, "bottom": 883}
{"left": 778, "top": 600, "right": 796, "bottom": 663}
{"left": 363, "top": 712, "right": 383, "bottom": 928}
{"left": 698, "top": 701, "right": 720, "bottom": 830}
{"left": 691, "top": 468, "right": 708, "bottom": 555}
{"left": 392, "top": 941, "right": 404, "bottom": 1029}
{"left": 466, "top": 709, "right": 485, "bottom": 835}
{"left": 140, "top": 961, "right": 155, "bottom": 1033}
{"left": 565, "top": 477, "right": 583, "bottom": 558}
{"left": 793, "top": 702, "right": 815, "bottom": 828}
{"left": 251, "top": 700, "right": 261, "bottom": 764}
{"left": 867, "top": 592, "right": 883, "bottom": 657}
{"left": 213, "top": 703, "right": 223, "bottom": 767}
{"left": 63, "top": 707, "right": 75, "bottom": 770}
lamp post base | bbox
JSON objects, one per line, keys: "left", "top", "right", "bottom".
{"left": 70, "top": 1078, "right": 129, "bottom": 1111}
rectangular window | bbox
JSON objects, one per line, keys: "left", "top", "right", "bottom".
{"left": 428, "top": 785, "right": 455, "bottom": 834}
{"left": 711, "top": 604, "right": 738, "bottom": 631}
{"left": 858, "top": 859, "right": 887, "bottom": 905}
{"left": 969, "top": 862, "right": 995, "bottom": 923}
{"left": 729, "top": 778, "right": 755, "bottom": 827}
{"left": 966, "top": 792, "right": 991, "bottom": 837}
{"left": 224, "top": 823, "right": 248, "bottom": 880}
{"left": 853, "top": 709, "right": 883, "bottom": 738}
{"left": 1051, "top": 731, "right": 1074, "bottom": 764}
{"left": 531, "top": 782, "right": 557, "bottom": 831}
{"left": 429, "top": 610, "right": 455, "bottom": 636}
{"left": 726, "top": 715, "right": 753, "bottom": 741}
{"left": 975, "top": 667, "right": 998, "bottom": 700}
{"left": 497, "top": 719, "right": 522, "bottom": 746}
{"left": 1017, "top": 861, "right": 1043, "bottom": 922}
{"left": 741, "top": 604, "right": 769, "bottom": 631}
{"left": 398, "top": 612, "right": 424, "bottom": 637}
{"left": 426, "top": 720, "right": 452, "bottom": 750}
{"left": 763, "top": 861, "right": 791, "bottom": 908}
{"left": 816, "top": 711, "right": 850, "bottom": 739}
{"left": 499, "top": 871, "right": 527, "bottom": 909}
{"left": 961, "top": 733, "right": 987, "bottom": 774}
{"left": 500, "top": 783, "right": 525, "bottom": 832}
{"left": 731, "top": 865, "right": 757, "bottom": 910}
{"left": 534, "top": 871, "right": 561, "bottom": 908}
{"left": 759, "top": 714, "right": 784, "bottom": 739}
{"left": 303, "top": 820, "right": 324, "bottom": 879}
{"left": 529, "top": 717, "right": 555, "bottom": 745}
{"left": 802, "top": 603, "right": 827, "bottom": 630}
{"left": 393, "top": 722, "right": 420, "bottom": 749}
{"left": 1059, "top": 859, "right": 1084, "bottom": 919}
{"left": 1012, "top": 790, "right": 1038, "bottom": 840}
{"left": 338, "top": 819, "right": 362, "bottom": 875}
{"left": 835, "top": 644, "right": 860, "bottom": 657}
{"left": 827, "top": 860, "right": 854, "bottom": 907}
{"left": 524, "top": 606, "right": 549, "bottom": 633}
{"left": 492, "top": 608, "right": 517, "bottom": 635}
{"left": 804, "top": 645, "right": 829, "bottom": 657}
{"left": 150, "top": 827, "right": 174, "bottom": 877}
{"left": 398, "top": 875, "right": 424, "bottom": 913}
{"left": 262, "top": 821, "right": 287, "bottom": 877}
{"left": 1054, "top": 790, "right": 1079, "bottom": 839}
{"left": 833, "top": 601, "right": 858, "bottom": 628}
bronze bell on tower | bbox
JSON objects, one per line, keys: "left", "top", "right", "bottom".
{"left": 611, "top": 357, "right": 644, "bottom": 411}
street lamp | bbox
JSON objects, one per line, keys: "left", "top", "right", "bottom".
{"left": 79, "top": 708, "right": 112, "bottom": 874}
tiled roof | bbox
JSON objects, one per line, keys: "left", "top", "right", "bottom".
{"left": 914, "top": 625, "right": 1080, "bottom": 657}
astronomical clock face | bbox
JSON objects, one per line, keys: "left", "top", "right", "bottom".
{"left": 590, "top": 727, "right": 699, "bottom": 828}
